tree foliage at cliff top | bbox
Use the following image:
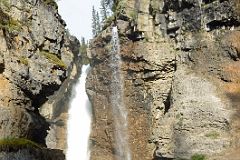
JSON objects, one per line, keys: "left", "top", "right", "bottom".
{"left": 92, "top": 0, "right": 118, "bottom": 37}
{"left": 80, "top": 37, "right": 90, "bottom": 65}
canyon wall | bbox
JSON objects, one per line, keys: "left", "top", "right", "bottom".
{"left": 87, "top": 0, "right": 240, "bottom": 159}
{"left": 0, "top": 0, "right": 80, "bottom": 159}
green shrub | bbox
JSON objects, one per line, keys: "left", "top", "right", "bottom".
{"left": 102, "top": 15, "right": 115, "bottom": 30}
{"left": 19, "top": 56, "right": 29, "bottom": 65}
{"left": 0, "top": 138, "right": 41, "bottom": 151}
{"left": 0, "top": 19, "right": 22, "bottom": 32}
{"left": 40, "top": 51, "right": 67, "bottom": 69}
{"left": 191, "top": 154, "right": 206, "bottom": 160}
{"left": 8, "top": 18, "right": 21, "bottom": 31}
{"left": 205, "top": 131, "right": 220, "bottom": 139}
{"left": 0, "top": 10, "right": 22, "bottom": 32}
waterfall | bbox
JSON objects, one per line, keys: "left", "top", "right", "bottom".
{"left": 67, "top": 65, "right": 92, "bottom": 160}
{"left": 110, "top": 26, "right": 131, "bottom": 160}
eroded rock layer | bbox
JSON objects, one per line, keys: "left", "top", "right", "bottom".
{"left": 87, "top": 0, "right": 240, "bottom": 159}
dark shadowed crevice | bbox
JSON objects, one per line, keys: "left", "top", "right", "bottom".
{"left": 203, "top": 0, "right": 228, "bottom": 4}
{"left": 219, "top": 0, "right": 229, "bottom": 2}
{"left": 206, "top": 19, "right": 240, "bottom": 31}
{"left": 127, "top": 31, "right": 145, "bottom": 41}
{"left": 164, "top": 90, "right": 171, "bottom": 114}
{"left": 0, "top": 63, "right": 4, "bottom": 73}
{"left": 181, "top": 1, "right": 195, "bottom": 10}
{"left": 26, "top": 110, "right": 49, "bottom": 146}
{"left": 202, "top": 0, "right": 215, "bottom": 4}
{"left": 162, "top": 0, "right": 195, "bottom": 13}
{"left": 21, "top": 83, "right": 60, "bottom": 109}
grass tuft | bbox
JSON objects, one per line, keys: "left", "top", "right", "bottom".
{"left": 205, "top": 131, "right": 220, "bottom": 139}
{"left": 191, "top": 154, "right": 206, "bottom": 160}
{"left": 40, "top": 51, "right": 67, "bottom": 69}
{"left": 0, "top": 10, "right": 22, "bottom": 32}
{"left": 19, "top": 56, "right": 29, "bottom": 65}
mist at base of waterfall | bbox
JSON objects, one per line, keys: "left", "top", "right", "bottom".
{"left": 67, "top": 65, "right": 91, "bottom": 160}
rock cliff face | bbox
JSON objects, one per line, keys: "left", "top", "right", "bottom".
{"left": 87, "top": 0, "right": 240, "bottom": 159}
{"left": 0, "top": 0, "right": 80, "bottom": 159}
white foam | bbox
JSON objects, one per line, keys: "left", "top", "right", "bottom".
{"left": 67, "top": 65, "right": 92, "bottom": 160}
{"left": 113, "top": 26, "right": 118, "bottom": 33}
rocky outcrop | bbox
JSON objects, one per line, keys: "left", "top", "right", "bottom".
{"left": 0, "top": 0, "right": 80, "bottom": 158}
{"left": 0, "top": 148, "right": 65, "bottom": 160}
{"left": 40, "top": 58, "right": 82, "bottom": 152}
{"left": 87, "top": 0, "right": 240, "bottom": 159}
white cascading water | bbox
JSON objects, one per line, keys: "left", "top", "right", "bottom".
{"left": 110, "top": 26, "right": 131, "bottom": 160}
{"left": 67, "top": 65, "right": 91, "bottom": 160}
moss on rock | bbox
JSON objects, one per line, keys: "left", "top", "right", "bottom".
{"left": 0, "top": 138, "right": 42, "bottom": 152}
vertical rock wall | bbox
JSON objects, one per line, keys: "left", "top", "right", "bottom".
{"left": 0, "top": 0, "right": 80, "bottom": 159}
{"left": 87, "top": 0, "right": 240, "bottom": 159}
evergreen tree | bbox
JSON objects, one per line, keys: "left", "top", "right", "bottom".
{"left": 80, "top": 37, "right": 87, "bottom": 53}
{"left": 100, "top": 0, "right": 108, "bottom": 22}
{"left": 79, "top": 37, "right": 89, "bottom": 64}
{"left": 92, "top": 6, "right": 97, "bottom": 37}
{"left": 96, "top": 11, "right": 101, "bottom": 34}
{"left": 92, "top": 6, "right": 102, "bottom": 37}
{"left": 105, "top": 0, "right": 114, "bottom": 11}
